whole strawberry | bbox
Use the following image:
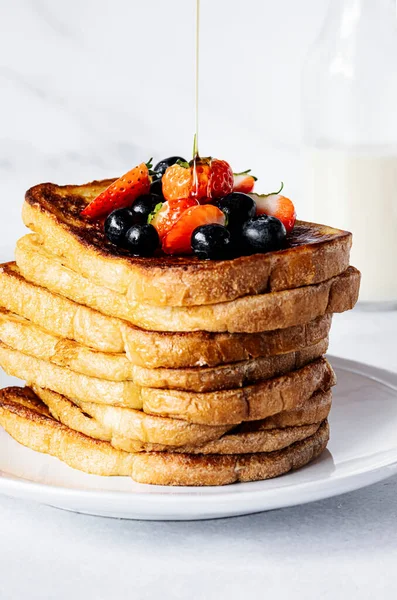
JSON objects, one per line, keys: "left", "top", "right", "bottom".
{"left": 162, "top": 158, "right": 234, "bottom": 203}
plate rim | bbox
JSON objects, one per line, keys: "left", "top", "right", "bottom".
{"left": 1, "top": 355, "right": 397, "bottom": 517}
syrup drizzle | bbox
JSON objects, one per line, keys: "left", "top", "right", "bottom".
{"left": 191, "top": 0, "right": 213, "bottom": 201}
{"left": 195, "top": 0, "right": 200, "bottom": 154}
{"left": 191, "top": 0, "right": 201, "bottom": 199}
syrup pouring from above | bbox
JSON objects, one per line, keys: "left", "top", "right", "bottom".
{"left": 81, "top": 0, "right": 296, "bottom": 258}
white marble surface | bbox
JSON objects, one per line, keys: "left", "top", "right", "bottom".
{"left": 1, "top": 1, "right": 397, "bottom": 597}
{"left": 0, "top": 0, "right": 331, "bottom": 229}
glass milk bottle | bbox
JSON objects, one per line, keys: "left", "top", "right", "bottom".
{"left": 302, "top": 0, "right": 397, "bottom": 306}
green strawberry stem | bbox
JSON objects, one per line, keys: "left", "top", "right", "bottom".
{"left": 256, "top": 182, "right": 284, "bottom": 197}
{"left": 233, "top": 168, "right": 258, "bottom": 181}
{"left": 176, "top": 159, "right": 190, "bottom": 169}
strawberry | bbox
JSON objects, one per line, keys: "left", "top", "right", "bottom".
{"left": 161, "top": 163, "right": 192, "bottom": 202}
{"left": 233, "top": 169, "right": 257, "bottom": 194}
{"left": 162, "top": 158, "right": 234, "bottom": 203}
{"left": 250, "top": 184, "right": 296, "bottom": 233}
{"left": 162, "top": 204, "right": 225, "bottom": 255}
{"left": 205, "top": 159, "right": 234, "bottom": 200}
{"left": 150, "top": 198, "right": 198, "bottom": 240}
{"left": 81, "top": 162, "right": 151, "bottom": 219}
{"left": 191, "top": 160, "right": 211, "bottom": 201}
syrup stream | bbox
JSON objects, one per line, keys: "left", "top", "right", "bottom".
{"left": 192, "top": 0, "right": 213, "bottom": 200}
{"left": 191, "top": 0, "right": 201, "bottom": 199}
{"left": 195, "top": 0, "right": 200, "bottom": 155}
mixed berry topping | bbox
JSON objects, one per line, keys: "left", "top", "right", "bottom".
{"left": 82, "top": 153, "right": 296, "bottom": 259}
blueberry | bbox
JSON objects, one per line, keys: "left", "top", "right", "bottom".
{"left": 104, "top": 208, "right": 135, "bottom": 245}
{"left": 124, "top": 223, "right": 159, "bottom": 257}
{"left": 131, "top": 193, "right": 162, "bottom": 224}
{"left": 191, "top": 224, "right": 232, "bottom": 260}
{"left": 242, "top": 215, "right": 286, "bottom": 254}
{"left": 150, "top": 178, "right": 163, "bottom": 196}
{"left": 153, "top": 156, "right": 187, "bottom": 178}
{"left": 215, "top": 192, "right": 256, "bottom": 232}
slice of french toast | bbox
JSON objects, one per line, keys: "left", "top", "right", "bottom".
{"left": 15, "top": 234, "right": 360, "bottom": 333}
{"left": 0, "top": 342, "right": 335, "bottom": 426}
{"left": 0, "top": 308, "right": 329, "bottom": 391}
{"left": 23, "top": 180, "right": 352, "bottom": 307}
{"left": 0, "top": 263, "right": 333, "bottom": 368}
{"left": 33, "top": 385, "right": 330, "bottom": 455}
{"left": 0, "top": 386, "right": 329, "bottom": 485}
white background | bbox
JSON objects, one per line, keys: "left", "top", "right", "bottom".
{"left": 1, "top": 1, "right": 397, "bottom": 598}
{"left": 0, "top": 0, "right": 330, "bottom": 246}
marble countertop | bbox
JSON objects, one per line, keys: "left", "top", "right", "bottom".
{"left": 0, "top": 309, "right": 396, "bottom": 600}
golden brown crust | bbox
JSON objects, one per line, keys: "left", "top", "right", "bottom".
{"left": 0, "top": 342, "right": 335, "bottom": 425}
{"left": 0, "top": 262, "right": 125, "bottom": 353}
{"left": 0, "top": 262, "right": 333, "bottom": 367}
{"left": 23, "top": 179, "right": 352, "bottom": 306}
{"left": 0, "top": 308, "right": 328, "bottom": 390}
{"left": 123, "top": 314, "right": 332, "bottom": 368}
{"left": 128, "top": 338, "right": 329, "bottom": 392}
{"left": 30, "top": 386, "right": 230, "bottom": 447}
{"left": 0, "top": 342, "right": 144, "bottom": 408}
{"left": 241, "top": 389, "right": 332, "bottom": 430}
{"left": 0, "top": 388, "right": 134, "bottom": 476}
{"left": 0, "top": 386, "right": 329, "bottom": 485}
{"left": 140, "top": 358, "right": 336, "bottom": 425}
{"left": 130, "top": 421, "right": 330, "bottom": 486}
{"left": 33, "top": 385, "right": 330, "bottom": 455}
{"left": 15, "top": 234, "right": 360, "bottom": 332}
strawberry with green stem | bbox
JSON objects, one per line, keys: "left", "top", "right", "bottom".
{"left": 233, "top": 169, "right": 257, "bottom": 194}
{"left": 162, "top": 136, "right": 234, "bottom": 203}
{"left": 250, "top": 183, "right": 296, "bottom": 233}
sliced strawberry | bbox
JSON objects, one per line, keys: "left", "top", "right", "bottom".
{"left": 81, "top": 162, "right": 151, "bottom": 219}
{"left": 150, "top": 198, "right": 198, "bottom": 240}
{"left": 162, "top": 163, "right": 192, "bottom": 202}
{"left": 233, "top": 169, "right": 257, "bottom": 194}
{"left": 251, "top": 186, "right": 296, "bottom": 233}
{"left": 162, "top": 205, "right": 225, "bottom": 255}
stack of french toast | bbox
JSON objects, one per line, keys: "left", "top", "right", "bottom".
{"left": 0, "top": 179, "right": 360, "bottom": 485}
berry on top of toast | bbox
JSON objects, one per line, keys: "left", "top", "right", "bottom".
{"left": 82, "top": 162, "right": 151, "bottom": 219}
{"left": 233, "top": 169, "right": 257, "bottom": 194}
{"left": 161, "top": 157, "right": 234, "bottom": 203}
{"left": 150, "top": 198, "right": 198, "bottom": 241}
{"left": 82, "top": 150, "right": 296, "bottom": 259}
{"left": 250, "top": 183, "right": 296, "bottom": 233}
{"left": 162, "top": 204, "right": 225, "bottom": 255}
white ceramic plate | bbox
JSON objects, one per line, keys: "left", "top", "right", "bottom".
{"left": 1, "top": 356, "right": 397, "bottom": 521}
